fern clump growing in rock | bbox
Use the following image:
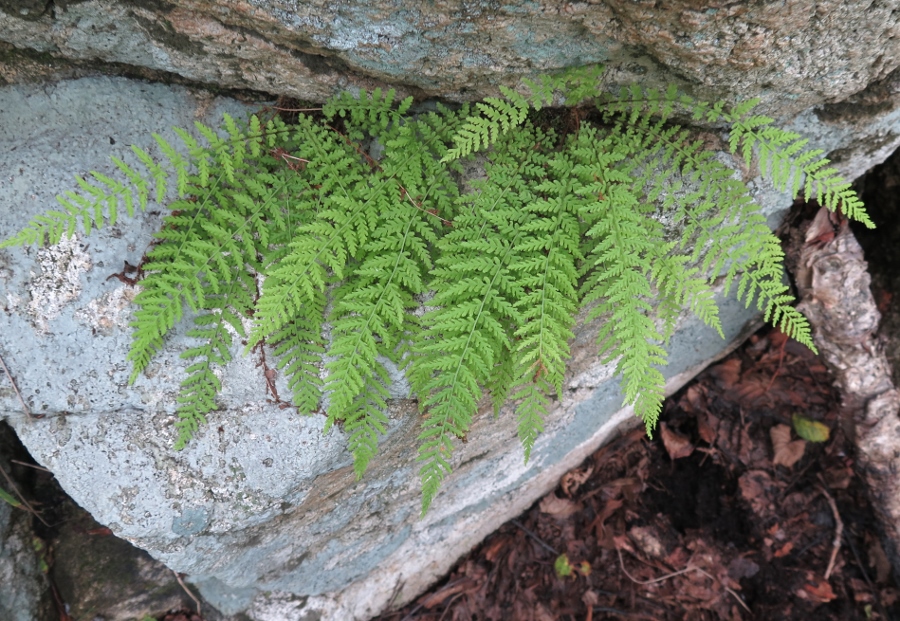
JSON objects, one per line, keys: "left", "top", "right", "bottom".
{"left": 1, "top": 66, "right": 872, "bottom": 513}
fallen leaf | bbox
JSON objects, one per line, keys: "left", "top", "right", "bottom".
{"left": 739, "top": 470, "right": 777, "bottom": 518}
{"left": 589, "top": 497, "right": 623, "bottom": 542}
{"left": 727, "top": 556, "right": 760, "bottom": 580}
{"left": 770, "top": 424, "right": 806, "bottom": 468}
{"left": 822, "top": 465, "right": 853, "bottom": 490}
{"left": 418, "top": 578, "right": 477, "bottom": 609}
{"left": 539, "top": 495, "right": 581, "bottom": 519}
{"left": 629, "top": 525, "right": 666, "bottom": 559}
{"left": 710, "top": 358, "right": 742, "bottom": 388}
{"left": 774, "top": 541, "right": 794, "bottom": 558}
{"left": 560, "top": 465, "right": 594, "bottom": 497}
{"left": 697, "top": 410, "right": 720, "bottom": 445}
{"left": 804, "top": 206, "right": 838, "bottom": 246}
{"left": 792, "top": 413, "right": 830, "bottom": 442}
{"left": 800, "top": 578, "right": 837, "bottom": 603}
{"left": 660, "top": 422, "right": 694, "bottom": 460}
{"left": 482, "top": 536, "right": 509, "bottom": 563}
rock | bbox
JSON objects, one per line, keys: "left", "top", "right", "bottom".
{"left": 50, "top": 501, "right": 206, "bottom": 621}
{"left": 0, "top": 423, "right": 53, "bottom": 621}
{"left": 1, "top": 0, "right": 900, "bottom": 118}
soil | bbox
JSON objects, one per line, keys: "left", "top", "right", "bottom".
{"left": 372, "top": 328, "right": 900, "bottom": 621}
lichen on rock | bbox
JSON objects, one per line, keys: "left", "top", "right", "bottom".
{"left": 27, "top": 233, "right": 91, "bottom": 333}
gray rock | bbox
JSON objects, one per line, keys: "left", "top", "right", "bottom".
{"left": 49, "top": 501, "right": 206, "bottom": 621}
{"left": 1, "top": 0, "right": 900, "bottom": 118}
{"left": 0, "top": 68, "right": 898, "bottom": 619}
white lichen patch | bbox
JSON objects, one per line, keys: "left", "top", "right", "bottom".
{"left": 27, "top": 234, "right": 92, "bottom": 332}
{"left": 75, "top": 285, "right": 138, "bottom": 335}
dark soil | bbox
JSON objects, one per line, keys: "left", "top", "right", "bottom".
{"left": 373, "top": 325, "right": 900, "bottom": 621}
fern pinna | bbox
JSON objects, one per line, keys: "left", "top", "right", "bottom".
{"left": 1, "top": 67, "right": 871, "bottom": 513}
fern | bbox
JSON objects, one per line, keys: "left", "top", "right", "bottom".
{"left": 1, "top": 66, "right": 873, "bottom": 513}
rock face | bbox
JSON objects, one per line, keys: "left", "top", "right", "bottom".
{"left": 2, "top": 0, "right": 900, "bottom": 118}
{"left": 2, "top": 2, "right": 900, "bottom": 619}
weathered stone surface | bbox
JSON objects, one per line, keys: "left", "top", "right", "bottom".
{"left": 0, "top": 72, "right": 891, "bottom": 620}
{"left": 2, "top": 0, "right": 900, "bottom": 117}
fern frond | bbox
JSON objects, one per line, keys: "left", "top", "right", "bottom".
{"left": 726, "top": 109, "right": 873, "bottom": 227}
{"left": 507, "top": 144, "right": 585, "bottom": 455}
{"left": 442, "top": 96, "right": 529, "bottom": 161}
{"left": 339, "top": 368, "right": 393, "bottom": 479}
{"left": 269, "top": 289, "right": 327, "bottom": 414}
{"left": 250, "top": 106, "right": 463, "bottom": 348}
{"left": 174, "top": 267, "right": 256, "bottom": 448}
{"left": 574, "top": 131, "right": 669, "bottom": 433}
{"left": 412, "top": 127, "right": 549, "bottom": 512}
{"left": 324, "top": 87, "right": 413, "bottom": 139}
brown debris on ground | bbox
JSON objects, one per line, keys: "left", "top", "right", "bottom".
{"left": 376, "top": 327, "right": 900, "bottom": 621}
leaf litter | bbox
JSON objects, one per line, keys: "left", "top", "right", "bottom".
{"left": 375, "top": 326, "right": 900, "bottom": 621}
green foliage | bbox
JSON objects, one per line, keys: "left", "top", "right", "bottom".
{"left": 1, "top": 65, "right": 872, "bottom": 514}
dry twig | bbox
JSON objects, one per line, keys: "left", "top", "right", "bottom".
{"left": 10, "top": 459, "right": 51, "bottom": 472}
{"left": 616, "top": 546, "right": 751, "bottom": 614}
{"left": 0, "top": 463, "right": 48, "bottom": 526}
{"left": 173, "top": 570, "right": 203, "bottom": 616}
{"left": 817, "top": 478, "right": 844, "bottom": 580}
{"left": 511, "top": 519, "right": 559, "bottom": 555}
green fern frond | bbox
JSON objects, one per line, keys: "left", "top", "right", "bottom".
{"left": 412, "top": 127, "right": 549, "bottom": 513}
{"left": 174, "top": 266, "right": 257, "bottom": 448}
{"left": 726, "top": 108, "right": 874, "bottom": 227}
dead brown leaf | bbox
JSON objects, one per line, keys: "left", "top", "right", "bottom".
{"left": 739, "top": 470, "right": 777, "bottom": 518}
{"left": 482, "top": 536, "right": 509, "bottom": 563}
{"left": 773, "top": 541, "right": 794, "bottom": 558}
{"left": 660, "top": 422, "right": 695, "bottom": 460}
{"left": 629, "top": 525, "right": 667, "bottom": 559}
{"left": 539, "top": 494, "right": 581, "bottom": 519}
{"left": 560, "top": 464, "right": 594, "bottom": 497}
{"left": 710, "top": 358, "right": 742, "bottom": 388}
{"left": 798, "top": 575, "right": 837, "bottom": 603}
{"left": 697, "top": 410, "right": 720, "bottom": 445}
{"left": 590, "top": 497, "right": 623, "bottom": 544}
{"left": 770, "top": 424, "right": 806, "bottom": 468}
{"left": 822, "top": 464, "right": 853, "bottom": 490}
